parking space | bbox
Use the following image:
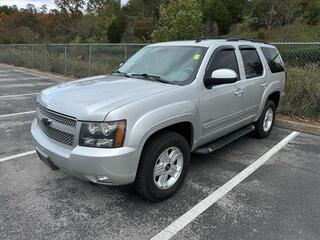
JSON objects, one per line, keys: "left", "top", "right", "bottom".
{"left": 172, "top": 133, "right": 320, "bottom": 240}
{"left": 0, "top": 95, "right": 36, "bottom": 115}
{"left": 0, "top": 67, "right": 63, "bottom": 97}
{"left": 0, "top": 66, "right": 319, "bottom": 240}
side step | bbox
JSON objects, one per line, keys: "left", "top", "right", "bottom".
{"left": 194, "top": 124, "right": 255, "bottom": 154}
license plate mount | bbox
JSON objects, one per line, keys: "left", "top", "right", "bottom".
{"left": 35, "top": 147, "right": 59, "bottom": 171}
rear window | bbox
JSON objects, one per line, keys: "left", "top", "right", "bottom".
{"left": 240, "top": 49, "right": 263, "bottom": 79}
{"left": 261, "top": 47, "right": 285, "bottom": 73}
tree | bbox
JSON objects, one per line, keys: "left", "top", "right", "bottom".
{"left": 40, "top": 5, "right": 48, "bottom": 14}
{"left": 54, "top": 0, "right": 85, "bottom": 14}
{"left": 250, "top": 0, "right": 304, "bottom": 31}
{"left": 225, "top": 0, "right": 245, "bottom": 23}
{"left": 202, "top": 0, "right": 232, "bottom": 35}
{"left": 107, "top": 13, "right": 127, "bottom": 42}
{"left": 0, "top": 5, "right": 18, "bottom": 15}
{"left": 152, "top": 0, "right": 203, "bottom": 42}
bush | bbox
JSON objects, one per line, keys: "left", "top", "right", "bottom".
{"left": 279, "top": 66, "right": 320, "bottom": 120}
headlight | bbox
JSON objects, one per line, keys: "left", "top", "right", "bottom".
{"left": 79, "top": 120, "right": 126, "bottom": 148}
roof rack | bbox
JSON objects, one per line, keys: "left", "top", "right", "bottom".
{"left": 226, "top": 37, "right": 269, "bottom": 44}
{"left": 195, "top": 36, "right": 228, "bottom": 43}
{"left": 195, "top": 37, "right": 269, "bottom": 44}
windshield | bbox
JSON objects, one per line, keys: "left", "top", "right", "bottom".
{"left": 116, "top": 46, "right": 207, "bottom": 85}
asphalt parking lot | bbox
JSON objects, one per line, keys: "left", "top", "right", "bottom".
{"left": 0, "top": 65, "right": 320, "bottom": 240}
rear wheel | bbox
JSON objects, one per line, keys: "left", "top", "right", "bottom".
{"left": 135, "top": 132, "right": 190, "bottom": 202}
{"left": 253, "top": 100, "right": 276, "bottom": 138}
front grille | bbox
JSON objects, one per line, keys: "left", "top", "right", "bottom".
{"left": 39, "top": 122, "right": 74, "bottom": 146}
{"left": 37, "top": 103, "right": 77, "bottom": 127}
{"left": 36, "top": 103, "right": 76, "bottom": 146}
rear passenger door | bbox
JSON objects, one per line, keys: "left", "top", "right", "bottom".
{"left": 237, "top": 45, "right": 266, "bottom": 122}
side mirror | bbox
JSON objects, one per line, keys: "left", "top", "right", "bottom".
{"left": 204, "top": 69, "right": 238, "bottom": 88}
{"left": 119, "top": 62, "right": 124, "bottom": 67}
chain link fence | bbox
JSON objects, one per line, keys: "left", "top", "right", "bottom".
{"left": 274, "top": 43, "right": 320, "bottom": 121}
{"left": 0, "top": 42, "right": 319, "bottom": 121}
{"left": 0, "top": 44, "right": 146, "bottom": 77}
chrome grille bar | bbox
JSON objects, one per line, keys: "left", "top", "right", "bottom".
{"left": 36, "top": 103, "right": 76, "bottom": 127}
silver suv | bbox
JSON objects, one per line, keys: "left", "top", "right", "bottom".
{"left": 31, "top": 38, "right": 286, "bottom": 201}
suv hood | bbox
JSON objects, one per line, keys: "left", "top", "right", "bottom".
{"left": 38, "top": 75, "right": 178, "bottom": 121}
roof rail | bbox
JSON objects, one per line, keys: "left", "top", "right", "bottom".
{"left": 195, "top": 36, "right": 269, "bottom": 44}
{"left": 226, "top": 37, "right": 269, "bottom": 44}
{"left": 195, "top": 36, "right": 227, "bottom": 43}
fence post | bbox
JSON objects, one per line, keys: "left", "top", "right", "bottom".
{"left": 18, "top": 45, "right": 21, "bottom": 67}
{"left": 0, "top": 45, "right": 2, "bottom": 63}
{"left": 124, "top": 45, "right": 128, "bottom": 61}
{"left": 88, "top": 45, "right": 92, "bottom": 76}
{"left": 16, "top": 45, "right": 18, "bottom": 66}
{"left": 64, "top": 44, "right": 67, "bottom": 75}
{"left": 31, "top": 45, "right": 34, "bottom": 68}
{"left": 45, "top": 45, "right": 48, "bottom": 71}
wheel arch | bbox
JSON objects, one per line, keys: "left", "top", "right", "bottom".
{"left": 267, "top": 91, "right": 281, "bottom": 109}
{"left": 255, "top": 88, "right": 282, "bottom": 122}
{"left": 141, "top": 121, "right": 194, "bottom": 151}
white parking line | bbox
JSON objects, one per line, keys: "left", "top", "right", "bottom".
{"left": 0, "top": 93, "right": 39, "bottom": 99}
{"left": 0, "top": 74, "right": 19, "bottom": 77}
{"left": 0, "top": 111, "right": 36, "bottom": 118}
{"left": 0, "top": 77, "right": 49, "bottom": 82}
{"left": 13, "top": 69, "right": 54, "bottom": 79}
{"left": 2, "top": 83, "right": 54, "bottom": 88}
{"left": 0, "top": 150, "right": 36, "bottom": 163}
{"left": 151, "top": 131, "right": 300, "bottom": 240}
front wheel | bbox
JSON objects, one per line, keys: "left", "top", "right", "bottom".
{"left": 253, "top": 100, "right": 276, "bottom": 138}
{"left": 135, "top": 132, "right": 190, "bottom": 202}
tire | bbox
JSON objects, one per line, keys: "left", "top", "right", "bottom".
{"left": 253, "top": 100, "right": 276, "bottom": 138}
{"left": 135, "top": 131, "right": 190, "bottom": 202}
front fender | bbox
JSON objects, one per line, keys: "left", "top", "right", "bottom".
{"left": 128, "top": 101, "right": 198, "bottom": 155}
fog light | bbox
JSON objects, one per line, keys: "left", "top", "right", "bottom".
{"left": 96, "top": 176, "right": 111, "bottom": 184}
{"left": 96, "top": 176, "right": 109, "bottom": 181}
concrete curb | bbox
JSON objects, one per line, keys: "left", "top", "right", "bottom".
{"left": 275, "top": 118, "right": 320, "bottom": 136}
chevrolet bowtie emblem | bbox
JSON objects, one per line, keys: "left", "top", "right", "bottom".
{"left": 42, "top": 117, "right": 52, "bottom": 127}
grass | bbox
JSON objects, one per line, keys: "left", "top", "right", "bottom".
{"left": 279, "top": 65, "right": 320, "bottom": 120}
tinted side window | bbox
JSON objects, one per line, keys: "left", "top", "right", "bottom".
{"left": 207, "top": 49, "right": 239, "bottom": 79}
{"left": 261, "top": 47, "right": 284, "bottom": 73}
{"left": 240, "top": 49, "right": 263, "bottom": 79}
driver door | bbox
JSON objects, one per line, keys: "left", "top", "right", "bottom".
{"left": 199, "top": 46, "right": 246, "bottom": 145}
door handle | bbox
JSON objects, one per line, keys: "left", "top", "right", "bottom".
{"left": 261, "top": 82, "right": 269, "bottom": 88}
{"left": 234, "top": 89, "right": 244, "bottom": 96}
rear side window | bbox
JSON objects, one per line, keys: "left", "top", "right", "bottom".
{"left": 261, "top": 47, "right": 285, "bottom": 73}
{"left": 207, "top": 49, "right": 240, "bottom": 79}
{"left": 240, "top": 49, "right": 263, "bottom": 79}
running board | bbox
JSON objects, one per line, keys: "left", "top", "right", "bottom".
{"left": 194, "top": 124, "right": 255, "bottom": 154}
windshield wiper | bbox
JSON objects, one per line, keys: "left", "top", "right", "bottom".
{"left": 130, "top": 73, "right": 175, "bottom": 85}
{"left": 114, "top": 70, "right": 130, "bottom": 78}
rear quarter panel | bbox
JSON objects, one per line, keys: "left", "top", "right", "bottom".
{"left": 255, "top": 45, "right": 286, "bottom": 121}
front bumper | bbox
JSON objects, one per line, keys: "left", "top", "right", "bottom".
{"left": 31, "top": 119, "right": 139, "bottom": 185}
